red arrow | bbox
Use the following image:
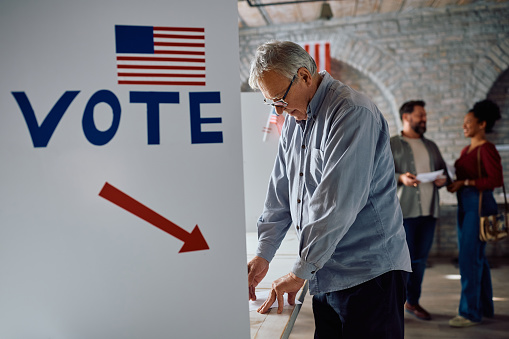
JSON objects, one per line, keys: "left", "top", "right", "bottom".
{"left": 99, "top": 182, "right": 209, "bottom": 253}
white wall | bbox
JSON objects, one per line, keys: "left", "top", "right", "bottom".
{"left": 241, "top": 92, "right": 281, "bottom": 232}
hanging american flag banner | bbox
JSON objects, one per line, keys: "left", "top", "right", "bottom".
{"left": 300, "top": 41, "right": 331, "bottom": 73}
{"left": 115, "top": 25, "right": 206, "bottom": 86}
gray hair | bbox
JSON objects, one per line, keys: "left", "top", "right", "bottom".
{"left": 248, "top": 40, "right": 317, "bottom": 90}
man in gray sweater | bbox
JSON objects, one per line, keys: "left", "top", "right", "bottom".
{"left": 390, "top": 100, "right": 450, "bottom": 320}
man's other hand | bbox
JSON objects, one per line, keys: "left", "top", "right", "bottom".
{"left": 257, "top": 272, "right": 305, "bottom": 314}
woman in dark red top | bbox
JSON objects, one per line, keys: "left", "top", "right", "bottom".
{"left": 447, "top": 99, "right": 502, "bottom": 327}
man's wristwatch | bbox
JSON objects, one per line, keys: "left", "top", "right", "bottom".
{"left": 464, "top": 179, "right": 470, "bottom": 186}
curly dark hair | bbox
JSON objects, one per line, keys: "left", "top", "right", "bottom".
{"left": 470, "top": 99, "right": 501, "bottom": 133}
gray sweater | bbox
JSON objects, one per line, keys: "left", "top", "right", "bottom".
{"left": 390, "top": 134, "right": 450, "bottom": 219}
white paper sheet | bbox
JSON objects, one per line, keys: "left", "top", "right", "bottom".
{"left": 249, "top": 290, "right": 302, "bottom": 312}
{"left": 416, "top": 169, "right": 445, "bottom": 183}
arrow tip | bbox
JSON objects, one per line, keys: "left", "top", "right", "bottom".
{"left": 179, "top": 225, "right": 209, "bottom": 253}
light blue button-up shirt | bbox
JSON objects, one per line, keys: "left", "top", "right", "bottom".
{"left": 256, "top": 72, "right": 411, "bottom": 295}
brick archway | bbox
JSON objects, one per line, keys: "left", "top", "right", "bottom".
{"left": 327, "top": 35, "right": 406, "bottom": 132}
{"left": 328, "top": 58, "right": 399, "bottom": 135}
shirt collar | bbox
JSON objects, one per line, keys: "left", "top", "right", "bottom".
{"left": 306, "top": 71, "right": 334, "bottom": 120}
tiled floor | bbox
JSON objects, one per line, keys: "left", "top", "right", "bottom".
{"left": 289, "top": 257, "right": 509, "bottom": 338}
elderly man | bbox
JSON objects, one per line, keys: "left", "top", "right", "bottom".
{"left": 247, "top": 40, "right": 411, "bottom": 338}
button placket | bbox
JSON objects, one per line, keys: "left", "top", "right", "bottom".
{"left": 296, "top": 123, "right": 311, "bottom": 234}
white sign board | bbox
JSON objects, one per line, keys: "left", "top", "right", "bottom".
{"left": 0, "top": 1, "right": 249, "bottom": 338}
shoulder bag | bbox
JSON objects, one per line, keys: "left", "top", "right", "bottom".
{"left": 477, "top": 147, "right": 508, "bottom": 242}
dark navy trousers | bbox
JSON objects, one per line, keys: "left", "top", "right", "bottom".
{"left": 456, "top": 186, "right": 494, "bottom": 322}
{"left": 312, "top": 270, "right": 408, "bottom": 339}
{"left": 403, "top": 215, "right": 437, "bottom": 305}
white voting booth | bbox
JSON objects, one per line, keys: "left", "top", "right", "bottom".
{"left": 0, "top": 1, "right": 249, "bottom": 338}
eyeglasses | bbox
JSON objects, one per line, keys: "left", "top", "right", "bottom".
{"left": 264, "top": 75, "right": 296, "bottom": 107}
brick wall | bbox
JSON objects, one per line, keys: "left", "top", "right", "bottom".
{"left": 239, "top": 2, "right": 509, "bottom": 257}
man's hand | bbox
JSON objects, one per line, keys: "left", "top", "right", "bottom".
{"left": 434, "top": 176, "right": 447, "bottom": 187}
{"left": 257, "top": 272, "right": 305, "bottom": 314}
{"left": 247, "top": 256, "right": 269, "bottom": 301}
{"left": 400, "top": 172, "right": 420, "bottom": 187}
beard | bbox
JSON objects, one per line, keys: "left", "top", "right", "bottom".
{"left": 412, "top": 122, "right": 426, "bottom": 136}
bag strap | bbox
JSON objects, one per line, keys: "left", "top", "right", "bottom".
{"left": 502, "top": 178, "right": 508, "bottom": 220}
{"left": 503, "top": 182, "right": 508, "bottom": 211}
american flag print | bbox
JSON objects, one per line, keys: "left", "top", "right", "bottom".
{"left": 262, "top": 108, "right": 285, "bottom": 142}
{"left": 115, "top": 25, "right": 206, "bottom": 86}
{"left": 300, "top": 41, "right": 331, "bottom": 73}
{"left": 269, "top": 111, "right": 285, "bottom": 135}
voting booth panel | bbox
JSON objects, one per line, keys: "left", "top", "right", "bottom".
{"left": 0, "top": 1, "right": 249, "bottom": 338}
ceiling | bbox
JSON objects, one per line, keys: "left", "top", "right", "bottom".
{"left": 238, "top": 0, "right": 503, "bottom": 28}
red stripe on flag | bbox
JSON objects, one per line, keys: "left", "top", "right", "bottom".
{"left": 118, "top": 80, "right": 206, "bottom": 86}
{"left": 154, "top": 50, "right": 205, "bottom": 55}
{"left": 314, "top": 44, "right": 321, "bottom": 71}
{"left": 118, "top": 72, "right": 206, "bottom": 78}
{"left": 154, "top": 26, "right": 204, "bottom": 32}
{"left": 154, "top": 34, "right": 205, "bottom": 40}
{"left": 154, "top": 42, "right": 205, "bottom": 48}
{"left": 117, "top": 56, "right": 205, "bottom": 63}
{"left": 117, "top": 64, "right": 205, "bottom": 70}
{"left": 325, "top": 42, "right": 331, "bottom": 73}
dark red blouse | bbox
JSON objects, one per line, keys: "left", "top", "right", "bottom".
{"left": 454, "top": 142, "right": 503, "bottom": 191}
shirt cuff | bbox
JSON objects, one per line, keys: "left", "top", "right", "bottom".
{"left": 292, "top": 257, "right": 319, "bottom": 280}
{"left": 255, "top": 241, "right": 278, "bottom": 263}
